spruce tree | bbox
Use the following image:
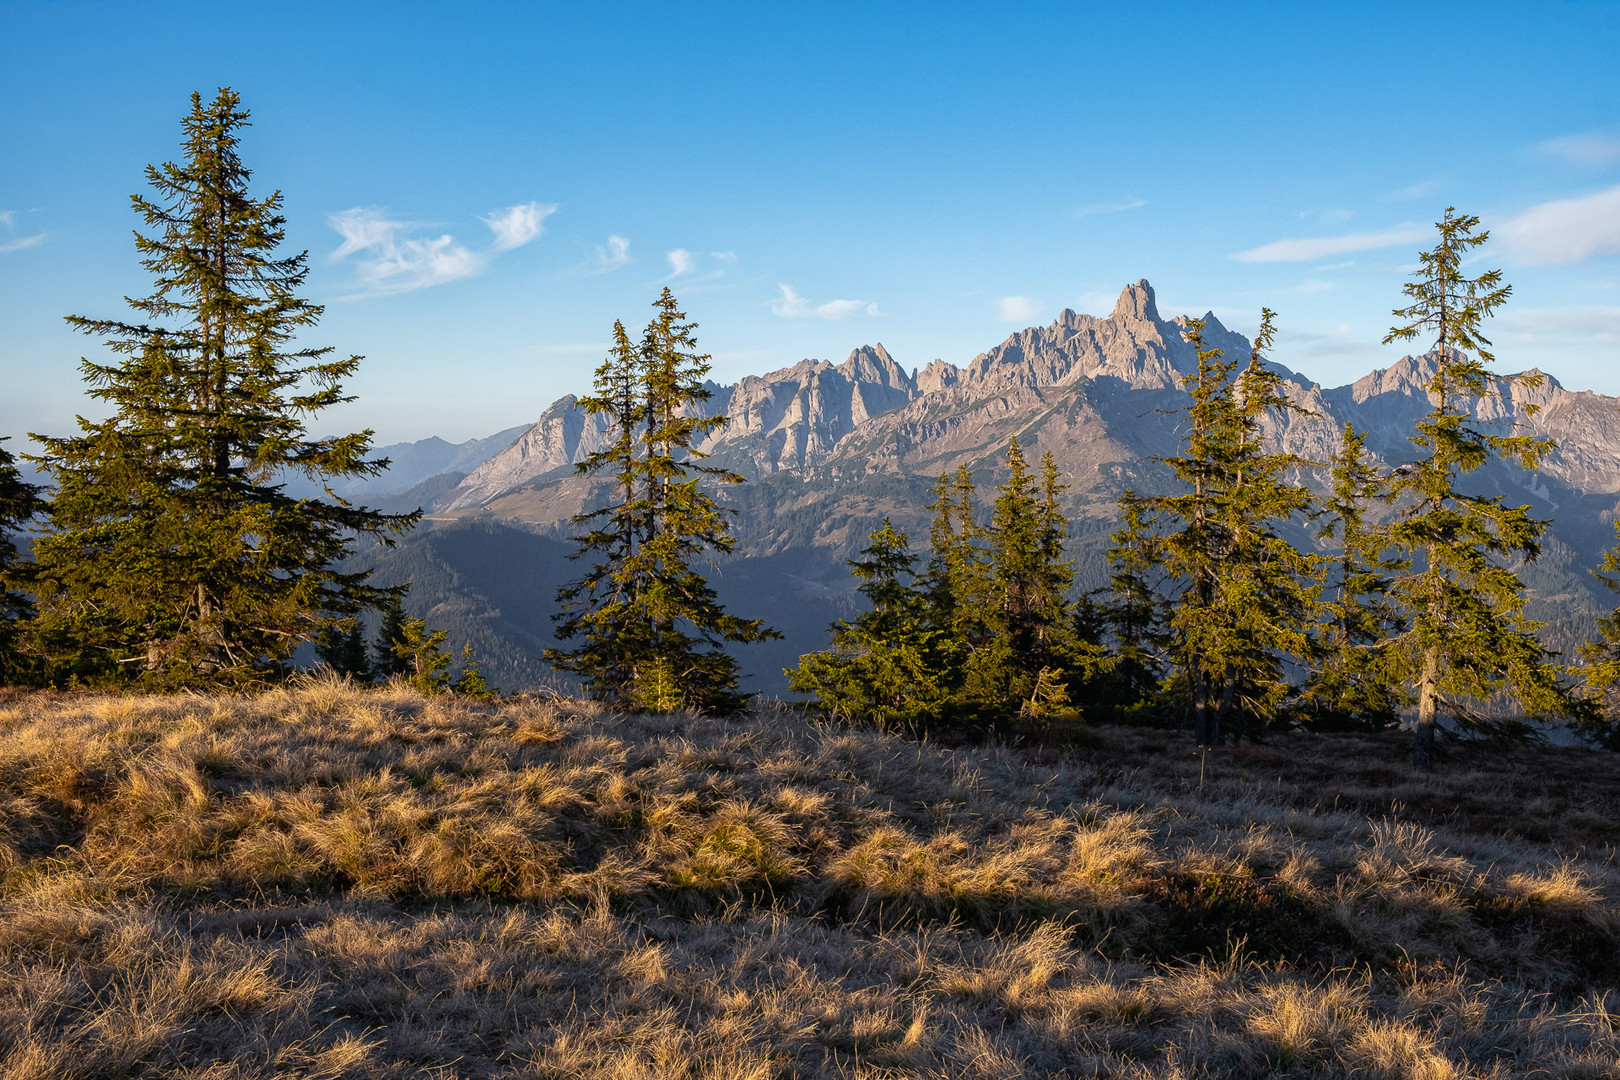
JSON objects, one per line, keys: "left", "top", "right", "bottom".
{"left": 449, "top": 642, "right": 496, "bottom": 700}
{"left": 0, "top": 439, "right": 44, "bottom": 684}
{"left": 374, "top": 596, "right": 411, "bottom": 678}
{"left": 920, "top": 465, "right": 991, "bottom": 661}
{"left": 1099, "top": 491, "right": 1169, "bottom": 713}
{"left": 545, "top": 321, "right": 651, "bottom": 697}
{"left": 314, "top": 617, "right": 371, "bottom": 680}
{"left": 24, "top": 89, "right": 413, "bottom": 688}
{"left": 1301, "top": 424, "right": 1404, "bottom": 727}
{"left": 1577, "top": 527, "right": 1620, "bottom": 747}
{"left": 548, "top": 290, "right": 777, "bottom": 712}
{"left": 787, "top": 520, "right": 960, "bottom": 726}
{"left": 1136, "top": 312, "right": 1319, "bottom": 745}
{"left": 385, "top": 615, "right": 453, "bottom": 695}
{"left": 1382, "top": 208, "right": 1578, "bottom": 766}
{"left": 961, "top": 441, "right": 1099, "bottom": 723}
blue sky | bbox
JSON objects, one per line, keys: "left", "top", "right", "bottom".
{"left": 3, "top": 0, "right": 1619, "bottom": 444}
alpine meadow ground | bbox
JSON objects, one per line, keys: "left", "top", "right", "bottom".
{"left": 0, "top": 679, "right": 1616, "bottom": 1078}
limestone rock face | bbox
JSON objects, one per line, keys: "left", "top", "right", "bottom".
{"left": 436, "top": 279, "right": 1620, "bottom": 553}
{"left": 442, "top": 344, "right": 923, "bottom": 510}
{"left": 702, "top": 344, "right": 920, "bottom": 475}
{"left": 444, "top": 395, "right": 613, "bottom": 511}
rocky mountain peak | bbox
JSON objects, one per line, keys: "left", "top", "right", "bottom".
{"left": 1111, "top": 279, "right": 1161, "bottom": 323}
{"left": 837, "top": 343, "right": 915, "bottom": 395}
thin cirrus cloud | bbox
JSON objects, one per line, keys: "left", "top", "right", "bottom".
{"left": 1496, "top": 184, "right": 1620, "bottom": 265}
{"left": 1538, "top": 132, "right": 1620, "bottom": 166}
{"left": 482, "top": 202, "right": 557, "bottom": 251}
{"left": 666, "top": 248, "right": 696, "bottom": 277}
{"left": 579, "top": 234, "right": 631, "bottom": 275}
{"left": 664, "top": 248, "right": 737, "bottom": 281}
{"left": 1386, "top": 180, "right": 1442, "bottom": 201}
{"left": 770, "top": 284, "right": 877, "bottom": 321}
{"left": 1230, "top": 225, "right": 1430, "bottom": 263}
{"left": 1073, "top": 197, "right": 1145, "bottom": 217}
{"left": 328, "top": 200, "right": 552, "bottom": 297}
{"left": 997, "top": 296, "right": 1043, "bottom": 323}
{"left": 1500, "top": 305, "right": 1620, "bottom": 346}
{"left": 0, "top": 209, "right": 47, "bottom": 253}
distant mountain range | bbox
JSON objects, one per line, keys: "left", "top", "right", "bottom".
{"left": 348, "top": 280, "right": 1620, "bottom": 695}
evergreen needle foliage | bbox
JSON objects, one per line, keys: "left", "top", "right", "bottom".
{"left": 0, "top": 439, "right": 45, "bottom": 684}
{"left": 23, "top": 88, "right": 414, "bottom": 689}
{"left": 1096, "top": 491, "right": 1171, "bottom": 716}
{"left": 962, "top": 441, "right": 1104, "bottom": 723}
{"left": 1301, "top": 424, "right": 1406, "bottom": 728}
{"left": 1381, "top": 208, "right": 1579, "bottom": 766}
{"left": 547, "top": 290, "right": 778, "bottom": 713}
{"left": 797, "top": 441, "right": 1104, "bottom": 732}
{"left": 787, "top": 519, "right": 962, "bottom": 726}
{"left": 1578, "top": 527, "right": 1620, "bottom": 747}
{"left": 1119, "top": 311, "right": 1320, "bottom": 745}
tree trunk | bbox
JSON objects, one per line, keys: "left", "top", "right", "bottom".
{"left": 1216, "top": 676, "right": 1240, "bottom": 745}
{"left": 1193, "top": 670, "right": 1212, "bottom": 746}
{"left": 1413, "top": 644, "right": 1438, "bottom": 768}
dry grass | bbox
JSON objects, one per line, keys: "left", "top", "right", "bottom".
{"left": 0, "top": 679, "right": 1616, "bottom": 1078}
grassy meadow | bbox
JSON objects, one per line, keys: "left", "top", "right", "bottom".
{"left": 0, "top": 681, "right": 1616, "bottom": 1079}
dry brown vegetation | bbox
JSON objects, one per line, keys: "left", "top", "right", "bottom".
{"left": 0, "top": 680, "right": 1617, "bottom": 1078}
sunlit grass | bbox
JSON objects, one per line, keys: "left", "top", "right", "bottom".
{"left": 0, "top": 677, "right": 1615, "bottom": 1077}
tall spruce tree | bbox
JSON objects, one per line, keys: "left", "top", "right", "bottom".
{"left": 0, "top": 439, "right": 44, "bottom": 684}
{"left": 545, "top": 322, "right": 652, "bottom": 697}
{"left": 1100, "top": 492, "right": 1169, "bottom": 713}
{"left": 25, "top": 89, "right": 413, "bottom": 688}
{"left": 1577, "top": 525, "right": 1620, "bottom": 747}
{"left": 547, "top": 290, "right": 777, "bottom": 712}
{"left": 787, "top": 520, "right": 960, "bottom": 726}
{"left": 921, "top": 464, "right": 990, "bottom": 656}
{"left": 1301, "top": 423, "right": 1404, "bottom": 727}
{"left": 960, "top": 441, "right": 1099, "bottom": 722}
{"left": 1134, "top": 312, "right": 1318, "bottom": 745}
{"left": 1382, "top": 208, "right": 1577, "bottom": 766}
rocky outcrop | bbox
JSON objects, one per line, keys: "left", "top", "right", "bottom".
{"left": 444, "top": 395, "right": 614, "bottom": 511}
{"left": 438, "top": 279, "right": 1620, "bottom": 545}
{"left": 442, "top": 344, "right": 923, "bottom": 509}
{"left": 701, "top": 344, "right": 920, "bottom": 475}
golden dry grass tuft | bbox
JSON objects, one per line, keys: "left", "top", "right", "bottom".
{"left": 0, "top": 677, "right": 1616, "bottom": 1077}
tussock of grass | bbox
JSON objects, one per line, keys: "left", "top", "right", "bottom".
{"left": 0, "top": 678, "right": 1615, "bottom": 1077}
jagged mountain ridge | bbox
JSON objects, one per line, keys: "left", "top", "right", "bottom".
{"left": 353, "top": 278, "right": 1620, "bottom": 694}
{"left": 434, "top": 280, "right": 1620, "bottom": 537}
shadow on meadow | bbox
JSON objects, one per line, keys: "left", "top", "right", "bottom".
{"left": 0, "top": 679, "right": 1616, "bottom": 1078}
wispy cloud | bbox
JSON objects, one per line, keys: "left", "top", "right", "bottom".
{"left": 1538, "top": 132, "right": 1620, "bottom": 166}
{"left": 1073, "top": 197, "right": 1145, "bottom": 217}
{"left": 329, "top": 200, "right": 551, "bottom": 297}
{"left": 580, "top": 234, "right": 631, "bottom": 275}
{"left": 0, "top": 233, "right": 46, "bottom": 254}
{"left": 663, "top": 247, "right": 735, "bottom": 282}
{"left": 770, "top": 284, "right": 877, "bottom": 321}
{"left": 482, "top": 201, "right": 556, "bottom": 251}
{"left": 1499, "top": 305, "right": 1620, "bottom": 348}
{"left": 1496, "top": 184, "right": 1620, "bottom": 265}
{"left": 0, "top": 209, "right": 46, "bottom": 253}
{"left": 329, "top": 207, "right": 482, "bottom": 296}
{"left": 1386, "top": 180, "right": 1442, "bottom": 201}
{"left": 666, "top": 248, "right": 696, "bottom": 277}
{"left": 997, "top": 296, "right": 1043, "bottom": 323}
{"left": 1231, "top": 226, "right": 1430, "bottom": 263}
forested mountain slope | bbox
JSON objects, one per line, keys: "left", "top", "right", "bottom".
{"left": 356, "top": 280, "right": 1620, "bottom": 693}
